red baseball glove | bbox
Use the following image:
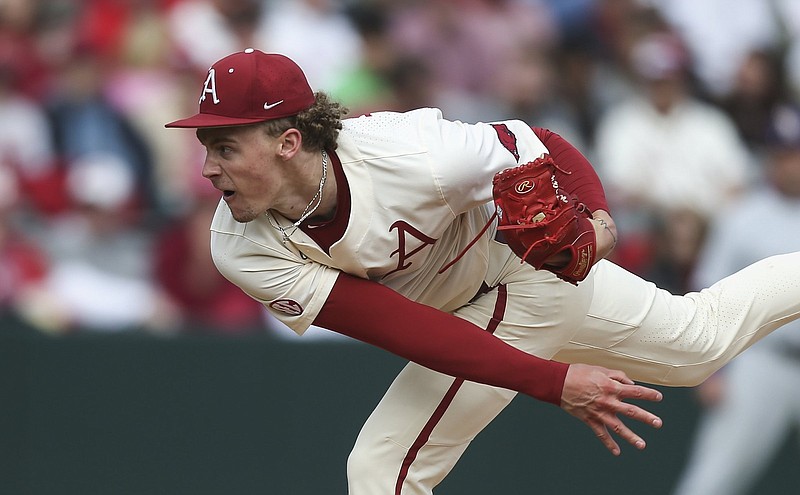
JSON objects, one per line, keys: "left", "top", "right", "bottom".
{"left": 492, "top": 154, "right": 597, "bottom": 284}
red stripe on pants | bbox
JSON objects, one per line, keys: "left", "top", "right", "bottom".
{"left": 394, "top": 285, "right": 507, "bottom": 494}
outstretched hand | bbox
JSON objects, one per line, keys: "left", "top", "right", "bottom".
{"left": 560, "top": 363, "right": 663, "bottom": 456}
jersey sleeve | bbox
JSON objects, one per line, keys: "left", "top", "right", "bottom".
{"left": 416, "top": 112, "right": 607, "bottom": 216}
{"left": 210, "top": 218, "right": 339, "bottom": 335}
{"left": 417, "top": 112, "right": 550, "bottom": 216}
{"left": 532, "top": 127, "right": 609, "bottom": 213}
{"left": 315, "top": 272, "right": 569, "bottom": 405}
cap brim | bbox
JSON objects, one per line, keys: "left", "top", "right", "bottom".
{"left": 165, "top": 112, "right": 269, "bottom": 128}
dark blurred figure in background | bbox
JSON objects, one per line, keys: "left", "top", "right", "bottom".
{"left": 648, "top": 0, "right": 781, "bottom": 101}
{"left": 330, "top": 1, "right": 397, "bottom": 115}
{"left": 44, "top": 45, "right": 158, "bottom": 220}
{"left": 0, "top": 164, "right": 54, "bottom": 329}
{"left": 388, "top": 0, "right": 559, "bottom": 122}
{"left": 719, "top": 49, "right": 788, "bottom": 152}
{"left": 153, "top": 181, "right": 264, "bottom": 335}
{"left": 494, "top": 40, "right": 587, "bottom": 150}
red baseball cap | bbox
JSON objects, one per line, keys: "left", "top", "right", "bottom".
{"left": 165, "top": 48, "right": 315, "bottom": 128}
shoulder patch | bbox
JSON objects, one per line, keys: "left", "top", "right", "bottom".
{"left": 270, "top": 299, "right": 304, "bottom": 316}
{"left": 491, "top": 123, "right": 520, "bottom": 162}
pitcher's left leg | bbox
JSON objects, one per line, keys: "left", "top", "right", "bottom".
{"left": 553, "top": 253, "right": 800, "bottom": 385}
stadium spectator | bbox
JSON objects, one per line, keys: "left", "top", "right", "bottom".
{"left": 0, "top": 164, "right": 55, "bottom": 329}
{"left": 256, "top": 0, "right": 362, "bottom": 93}
{"left": 153, "top": 184, "right": 264, "bottom": 335}
{"left": 33, "top": 154, "right": 178, "bottom": 333}
{"left": 388, "top": 0, "right": 559, "bottom": 122}
{"left": 44, "top": 44, "right": 158, "bottom": 216}
{"left": 168, "top": 0, "right": 362, "bottom": 93}
{"left": 718, "top": 49, "right": 788, "bottom": 153}
{"left": 649, "top": 0, "right": 781, "bottom": 100}
{"left": 594, "top": 29, "right": 751, "bottom": 291}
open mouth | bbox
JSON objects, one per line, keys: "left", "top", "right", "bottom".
{"left": 223, "top": 190, "right": 235, "bottom": 199}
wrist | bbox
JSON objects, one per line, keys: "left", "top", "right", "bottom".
{"left": 591, "top": 210, "right": 617, "bottom": 259}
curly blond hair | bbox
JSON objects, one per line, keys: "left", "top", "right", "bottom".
{"left": 260, "top": 92, "right": 348, "bottom": 151}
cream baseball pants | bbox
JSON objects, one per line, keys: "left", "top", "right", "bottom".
{"left": 347, "top": 240, "right": 800, "bottom": 494}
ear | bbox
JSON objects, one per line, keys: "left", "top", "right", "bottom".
{"left": 277, "top": 128, "right": 303, "bottom": 160}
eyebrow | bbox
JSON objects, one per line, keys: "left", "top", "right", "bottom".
{"left": 196, "top": 129, "right": 235, "bottom": 146}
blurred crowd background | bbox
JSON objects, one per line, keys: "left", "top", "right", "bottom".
{"left": 1, "top": 0, "right": 800, "bottom": 340}
{"left": 4, "top": 0, "right": 800, "bottom": 493}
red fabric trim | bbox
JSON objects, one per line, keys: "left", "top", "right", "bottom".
{"left": 486, "top": 284, "right": 507, "bottom": 334}
{"left": 532, "top": 127, "right": 609, "bottom": 213}
{"left": 393, "top": 285, "right": 508, "bottom": 493}
{"left": 298, "top": 149, "right": 350, "bottom": 254}
{"left": 395, "top": 378, "right": 464, "bottom": 494}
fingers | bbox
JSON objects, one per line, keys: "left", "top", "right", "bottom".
{"left": 588, "top": 423, "right": 621, "bottom": 456}
{"left": 616, "top": 383, "right": 664, "bottom": 430}
{"left": 605, "top": 382, "right": 664, "bottom": 452}
{"left": 585, "top": 401, "right": 660, "bottom": 456}
{"left": 561, "top": 365, "right": 665, "bottom": 456}
{"left": 622, "top": 401, "right": 664, "bottom": 431}
{"left": 604, "top": 368, "right": 634, "bottom": 385}
{"left": 617, "top": 382, "right": 664, "bottom": 403}
{"left": 606, "top": 374, "right": 665, "bottom": 427}
{"left": 607, "top": 411, "right": 649, "bottom": 452}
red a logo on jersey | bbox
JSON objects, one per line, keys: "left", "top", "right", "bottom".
{"left": 384, "top": 221, "right": 437, "bottom": 277}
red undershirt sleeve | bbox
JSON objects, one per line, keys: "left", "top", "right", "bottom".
{"left": 313, "top": 272, "right": 568, "bottom": 406}
{"left": 532, "top": 127, "right": 609, "bottom": 213}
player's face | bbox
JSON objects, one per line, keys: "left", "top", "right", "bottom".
{"left": 197, "top": 125, "right": 282, "bottom": 223}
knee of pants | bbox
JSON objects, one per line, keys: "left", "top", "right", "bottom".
{"left": 347, "top": 435, "right": 403, "bottom": 489}
{"left": 346, "top": 441, "right": 372, "bottom": 484}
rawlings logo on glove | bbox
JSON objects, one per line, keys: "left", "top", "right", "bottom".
{"left": 493, "top": 154, "right": 596, "bottom": 284}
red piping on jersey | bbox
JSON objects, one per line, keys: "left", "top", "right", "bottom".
{"left": 438, "top": 210, "right": 498, "bottom": 274}
{"left": 393, "top": 285, "right": 508, "bottom": 494}
{"left": 299, "top": 148, "right": 350, "bottom": 254}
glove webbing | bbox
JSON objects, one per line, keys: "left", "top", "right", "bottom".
{"left": 497, "top": 210, "right": 577, "bottom": 268}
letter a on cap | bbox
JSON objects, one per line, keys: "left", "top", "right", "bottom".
{"left": 165, "top": 49, "right": 315, "bottom": 128}
{"left": 200, "top": 68, "right": 220, "bottom": 104}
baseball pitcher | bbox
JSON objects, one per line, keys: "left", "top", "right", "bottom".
{"left": 166, "top": 49, "right": 800, "bottom": 494}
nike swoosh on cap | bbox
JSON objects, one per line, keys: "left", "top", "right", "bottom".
{"left": 264, "top": 100, "right": 284, "bottom": 110}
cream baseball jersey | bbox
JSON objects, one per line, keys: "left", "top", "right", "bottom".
{"left": 210, "top": 108, "right": 548, "bottom": 334}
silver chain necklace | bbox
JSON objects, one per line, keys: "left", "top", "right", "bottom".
{"left": 267, "top": 150, "right": 328, "bottom": 242}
